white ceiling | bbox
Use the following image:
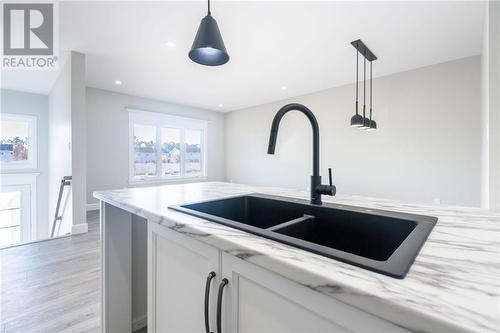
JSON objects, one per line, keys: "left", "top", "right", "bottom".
{"left": 1, "top": 1, "right": 485, "bottom": 112}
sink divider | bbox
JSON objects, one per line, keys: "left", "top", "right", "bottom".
{"left": 267, "top": 214, "right": 315, "bottom": 232}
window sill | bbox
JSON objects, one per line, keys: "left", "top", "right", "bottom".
{"left": 1, "top": 163, "right": 37, "bottom": 170}
{"left": 129, "top": 176, "right": 208, "bottom": 186}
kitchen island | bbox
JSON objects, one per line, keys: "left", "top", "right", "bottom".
{"left": 95, "top": 182, "right": 500, "bottom": 333}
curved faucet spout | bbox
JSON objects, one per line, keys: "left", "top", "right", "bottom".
{"left": 267, "top": 103, "right": 319, "bottom": 157}
{"left": 267, "top": 103, "right": 334, "bottom": 205}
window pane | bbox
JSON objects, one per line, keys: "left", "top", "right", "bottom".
{"left": 0, "top": 190, "right": 21, "bottom": 246}
{"left": 161, "top": 128, "right": 181, "bottom": 176}
{"left": 0, "top": 190, "right": 21, "bottom": 230}
{"left": 134, "top": 124, "right": 157, "bottom": 177}
{"left": 0, "top": 226, "right": 21, "bottom": 247}
{"left": 0, "top": 190, "right": 21, "bottom": 210}
{"left": 185, "top": 129, "right": 202, "bottom": 176}
{"left": 0, "top": 119, "right": 29, "bottom": 163}
{"left": 0, "top": 209, "right": 21, "bottom": 229}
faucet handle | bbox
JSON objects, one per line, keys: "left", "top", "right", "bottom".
{"left": 316, "top": 168, "right": 336, "bottom": 197}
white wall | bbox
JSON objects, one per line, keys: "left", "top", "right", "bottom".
{"left": 488, "top": 1, "right": 500, "bottom": 210}
{"left": 226, "top": 56, "right": 482, "bottom": 207}
{"left": 481, "top": 3, "right": 490, "bottom": 208}
{"left": 48, "top": 53, "right": 73, "bottom": 236}
{"left": 48, "top": 51, "right": 87, "bottom": 235}
{"left": 481, "top": 1, "right": 500, "bottom": 211}
{"left": 1, "top": 89, "right": 49, "bottom": 239}
{"left": 85, "top": 87, "right": 226, "bottom": 205}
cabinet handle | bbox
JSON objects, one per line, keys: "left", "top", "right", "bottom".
{"left": 204, "top": 271, "right": 216, "bottom": 333}
{"left": 216, "top": 278, "right": 229, "bottom": 333}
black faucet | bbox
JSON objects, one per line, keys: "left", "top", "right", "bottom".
{"left": 267, "top": 103, "right": 336, "bottom": 205}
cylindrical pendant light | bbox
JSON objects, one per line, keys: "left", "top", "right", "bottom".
{"left": 360, "top": 55, "right": 370, "bottom": 129}
{"left": 189, "top": 0, "right": 229, "bottom": 66}
{"left": 350, "top": 48, "right": 363, "bottom": 127}
{"left": 366, "top": 61, "right": 377, "bottom": 131}
{"left": 349, "top": 39, "right": 378, "bottom": 130}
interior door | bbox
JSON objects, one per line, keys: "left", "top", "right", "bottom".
{"left": 148, "top": 222, "right": 220, "bottom": 333}
{"left": 0, "top": 184, "right": 31, "bottom": 247}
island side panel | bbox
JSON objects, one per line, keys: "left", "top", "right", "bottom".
{"left": 101, "top": 201, "right": 132, "bottom": 333}
{"left": 131, "top": 214, "right": 148, "bottom": 331}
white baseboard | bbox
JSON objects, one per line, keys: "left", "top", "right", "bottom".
{"left": 132, "top": 314, "right": 147, "bottom": 332}
{"left": 71, "top": 222, "right": 89, "bottom": 235}
{"left": 86, "top": 202, "right": 100, "bottom": 211}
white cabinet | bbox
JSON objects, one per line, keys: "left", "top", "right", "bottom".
{"left": 220, "top": 253, "right": 406, "bottom": 333}
{"left": 148, "top": 221, "right": 408, "bottom": 333}
{"left": 148, "top": 222, "right": 219, "bottom": 333}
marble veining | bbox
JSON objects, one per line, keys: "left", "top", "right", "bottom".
{"left": 94, "top": 182, "right": 500, "bottom": 333}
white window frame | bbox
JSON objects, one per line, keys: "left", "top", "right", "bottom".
{"left": 0, "top": 113, "right": 37, "bottom": 170}
{"left": 128, "top": 108, "right": 208, "bottom": 184}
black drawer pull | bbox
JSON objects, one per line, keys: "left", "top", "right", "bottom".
{"left": 204, "top": 271, "right": 216, "bottom": 333}
{"left": 216, "top": 278, "right": 229, "bottom": 333}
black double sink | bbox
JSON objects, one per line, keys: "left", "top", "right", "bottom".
{"left": 169, "top": 194, "right": 437, "bottom": 278}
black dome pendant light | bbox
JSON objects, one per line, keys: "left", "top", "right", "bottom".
{"left": 350, "top": 48, "right": 363, "bottom": 127}
{"left": 189, "top": 0, "right": 229, "bottom": 66}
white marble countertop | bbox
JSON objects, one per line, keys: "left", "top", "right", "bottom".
{"left": 94, "top": 182, "right": 500, "bottom": 333}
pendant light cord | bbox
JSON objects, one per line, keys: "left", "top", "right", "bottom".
{"left": 363, "top": 53, "right": 366, "bottom": 118}
{"left": 208, "top": 0, "right": 211, "bottom": 15}
{"left": 369, "top": 61, "right": 373, "bottom": 120}
{"left": 355, "top": 49, "right": 359, "bottom": 115}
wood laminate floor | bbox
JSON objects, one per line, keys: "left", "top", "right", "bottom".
{"left": 1, "top": 212, "right": 101, "bottom": 333}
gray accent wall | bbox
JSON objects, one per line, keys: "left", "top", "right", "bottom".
{"left": 225, "top": 56, "right": 482, "bottom": 207}
{"left": 70, "top": 52, "right": 87, "bottom": 231}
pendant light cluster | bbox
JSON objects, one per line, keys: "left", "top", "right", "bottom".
{"left": 189, "top": 0, "right": 229, "bottom": 66}
{"left": 350, "top": 39, "right": 377, "bottom": 131}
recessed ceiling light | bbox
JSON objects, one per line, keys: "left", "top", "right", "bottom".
{"left": 218, "top": 103, "right": 223, "bottom": 108}
{"left": 165, "top": 41, "right": 176, "bottom": 48}
{"left": 114, "top": 80, "right": 122, "bottom": 85}
{"left": 281, "top": 86, "right": 287, "bottom": 91}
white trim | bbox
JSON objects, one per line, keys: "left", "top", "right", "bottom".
{"left": 86, "top": 202, "right": 100, "bottom": 211}
{"left": 71, "top": 222, "right": 88, "bottom": 235}
{"left": 0, "top": 113, "right": 37, "bottom": 170}
{"left": 129, "top": 116, "right": 135, "bottom": 182}
{"left": 129, "top": 176, "right": 208, "bottom": 186}
{"left": 132, "top": 314, "right": 147, "bottom": 332}
{"left": 0, "top": 173, "right": 39, "bottom": 241}
{"left": 128, "top": 108, "right": 208, "bottom": 184}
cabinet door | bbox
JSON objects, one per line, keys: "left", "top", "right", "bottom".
{"left": 148, "top": 222, "right": 220, "bottom": 333}
{"left": 220, "top": 253, "right": 408, "bottom": 333}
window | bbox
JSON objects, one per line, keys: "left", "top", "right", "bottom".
{"left": 185, "top": 129, "right": 202, "bottom": 176}
{"left": 160, "top": 128, "right": 181, "bottom": 176}
{"left": 0, "top": 114, "right": 37, "bottom": 169}
{"left": 133, "top": 124, "right": 157, "bottom": 177}
{"left": 129, "top": 109, "right": 207, "bottom": 182}
{"left": 0, "top": 189, "right": 23, "bottom": 246}
{"left": 0, "top": 173, "right": 37, "bottom": 247}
